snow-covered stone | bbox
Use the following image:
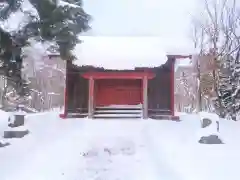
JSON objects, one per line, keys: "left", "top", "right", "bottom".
{"left": 8, "top": 105, "right": 27, "bottom": 128}
{"left": 197, "top": 112, "right": 223, "bottom": 144}
{"left": 199, "top": 134, "right": 223, "bottom": 144}
{"left": 3, "top": 129, "right": 29, "bottom": 139}
{"left": 4, "top": 106, "right": 29, "bottom": 139}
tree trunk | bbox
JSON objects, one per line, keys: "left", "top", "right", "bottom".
{"left": 197, "top": 57, "right": 202, "bottom": 112}
{"left": 1, "top": 76, "right": 8, "bottom": 108}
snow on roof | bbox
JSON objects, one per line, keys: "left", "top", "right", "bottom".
{"left": 73, "top": 36, "right": 168, "bottom": 69}
{"left": 72, "top": 36, "right": 196, "bottom": 70}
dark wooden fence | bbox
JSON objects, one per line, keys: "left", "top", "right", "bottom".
{"left": 148, "top": 62, "right": 172, "bottom": 117}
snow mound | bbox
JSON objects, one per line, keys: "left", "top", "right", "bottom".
{"left": 0, "top": 110, "right": 10, "bottom": 133}
{"left": 0, "top": 112, "right": 239, "bottom": 180}
{"left": 146, "top": 115, "right": 240, "bottom": 180}
{"left": 197, "top": 112, "right": 220, "bottom": 137}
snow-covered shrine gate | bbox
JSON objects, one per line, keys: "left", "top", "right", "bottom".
{"left": 59, "top": 55, "right": 191, "bottom": 120}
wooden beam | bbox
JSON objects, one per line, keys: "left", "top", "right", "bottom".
{"left": 88, "top": 76, "right": 94, "bottom": 118}
{"left": 167, "top": 55, "right": 192, "bottom": 59}
{"left": 142, "top": 75, "right": 148, "bottom": 119}
{"left": 82, "top": 72, "right": 155, "bottom": 79}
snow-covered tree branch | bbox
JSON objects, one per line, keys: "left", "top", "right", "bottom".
{"left": 191, "top": 0, "right": 240, "bottom": 120}
{"left": 0, "top": 0, "right": 91, "bottom": 111}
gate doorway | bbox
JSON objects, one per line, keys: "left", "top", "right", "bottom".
{"left": 95, "top": 79, "right": 142, "bottom": 106}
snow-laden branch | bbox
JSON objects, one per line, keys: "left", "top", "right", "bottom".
{"left": 58, "top": 0, "right": 80, "bottom": 8}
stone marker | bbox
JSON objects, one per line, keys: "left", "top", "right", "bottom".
{"left": 199, "top": 134, "right": 223, "bottom": 144}
{"left": 8, "top": 104, "right": 26, "bottom": 128}
{"left": 198, "top": 112, "right": 223, "bottom": 144}
{"left": 3, "top": 130, "right": 29, "bottom": 139}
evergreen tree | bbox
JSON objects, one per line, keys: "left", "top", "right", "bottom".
{"left": 1, "top": 0, "right": 91, "bottom": 59}
{"left": 28, "top": 0, "right": 91, "bottom": 59}
{"left": 218, "top": 49, "right": 240, "bottom": 120}
{"left": 217, "top": 55, "right": 233, "bottom": 118}
{"left": 0, "top": 25, "right": 30, "bottom": 101}
{"left": 0, "top": 0, "right": 90, "bottom": 107}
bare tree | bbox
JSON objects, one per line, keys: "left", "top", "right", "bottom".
{"left": 191, "top": 0, "right": 240, "bottom": 118}
{"left": 190, "top": 20, "right": 205, "bottom": 112}
{"left": 175, "top": 65, "right": 198, "bottom": 113}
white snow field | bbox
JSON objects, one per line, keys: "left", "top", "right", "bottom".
{"left": 0, "top": 111, "right": 240, "bottom": 180}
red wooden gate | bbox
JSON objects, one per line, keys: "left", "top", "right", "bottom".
{"left": 96, "top": 79, "right": 142, "bottom": 106}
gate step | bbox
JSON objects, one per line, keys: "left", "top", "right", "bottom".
{"left": 93, "top": 113, "right": 142, "bottom": 119}
{"left": 93, "top": 107, "right": 142, "bottom": 119}
{"left": 93, "top": 116, "right": 141, "bottom": 119}
{"left": 94, "top": 111, "right": 142, "bottom": 115}
{"left": 95, "top": 107, "right": 141, "bottom": 111}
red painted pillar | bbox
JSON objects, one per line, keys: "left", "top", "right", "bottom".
{"left": 63, "top": 88, "right": 67, "bottom": 115}
{"left": 88, "top": 76, "right": 94, "bottom": 118}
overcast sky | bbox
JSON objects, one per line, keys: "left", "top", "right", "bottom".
{"left": 82, "top": 0, "right": 197, "bottom": 53}
{"left": 83, "top": 0, "right": 196, "bottom": 38}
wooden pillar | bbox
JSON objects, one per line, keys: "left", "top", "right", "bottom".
{"left": 142, "top": 75, "right": 148, "bottom": 119}
{"left": 88, "top": 76, "right": 94, "bottom": 118}
{"left": 171, "top": 59, "right": 175, "bottom": 116}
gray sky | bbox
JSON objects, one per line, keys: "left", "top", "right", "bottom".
{"left": 83, "top": 0, "right": 196, "bottom": 39}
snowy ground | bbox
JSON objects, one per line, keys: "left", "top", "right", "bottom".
{"left": 0, "top": 111, "right": 240, "bottom": 180}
